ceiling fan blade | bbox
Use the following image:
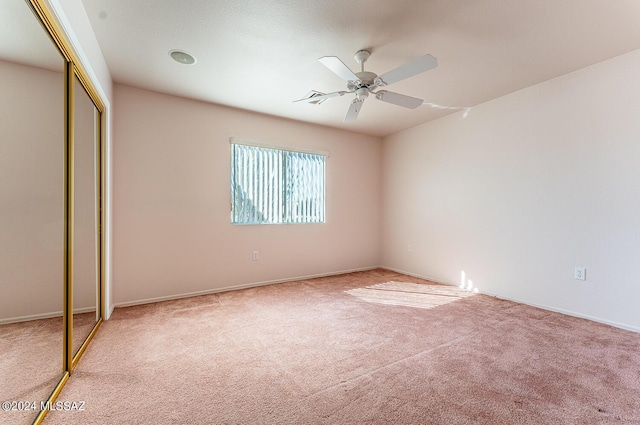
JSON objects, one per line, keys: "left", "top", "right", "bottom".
{"left": 424, "top": 102, "right": 472, "bottom": 117}
{"left": 344, "top": 99, "right": 364, "bottom": 122}
{"left": 377, "top": 54, "right": 438, "bottom": 86}
{"left": 375, "top": 90, "right": 424, "bottom": 109}
{"left": 293, "top": 91, "right": 348, "bottom": 103}
{"left": 319, "top": 56, "right": 359, "bottom": 82}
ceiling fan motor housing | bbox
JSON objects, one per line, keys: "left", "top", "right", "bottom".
{"left": 347, "top": 71, "right": 378, "bottom": 91}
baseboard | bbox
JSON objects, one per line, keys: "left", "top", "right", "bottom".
{"left": 487, "top": 294, "right": 640, "bottom": 333}
{"left": 379, "top": 265, "right": 460, "bottom": 288}
{"left": 0, "top": 311, "right": 63, "bottom": 325}
{"left": 379, "top": 265, "right": 640, "bottom": 334}
{"left": 0, "top": 306, "right": 95, "bottom": 325}
{"left": 74, "top": 306, "right": 99, "bottom": 315}
{"left": 113, "top": 265, "right": 380, "bottom": 309}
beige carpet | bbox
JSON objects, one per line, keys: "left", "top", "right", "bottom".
{"left": 0, "top": 311, "right": 99, "bottom": 425}
{"left": 0, "top": 316, "right": 63, "bottom": 425}
{"left": 38, "top": 269, "right": 640, "bottom": 424}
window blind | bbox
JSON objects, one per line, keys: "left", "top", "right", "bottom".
{"left": 231, "top": 143, "right": 325, "bottom": 224}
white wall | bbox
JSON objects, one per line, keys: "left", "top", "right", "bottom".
{"left": 382, "top": 49, "right": 640, "bottom": 331}
{"left": 113, "top": 84, "right": 382, "bottom": 305}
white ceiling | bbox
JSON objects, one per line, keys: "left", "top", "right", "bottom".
{"left": 80, "top": 0, "right": 640, "bottom": 137}
{"left": 1, "top": 0, "right": 63, "bottom": 71}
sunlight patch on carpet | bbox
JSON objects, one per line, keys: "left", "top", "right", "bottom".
{"left": 346, "top": 281, "right": 475, "bottom": 309}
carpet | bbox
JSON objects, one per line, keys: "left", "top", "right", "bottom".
{"left": 0, "top": 317, "right": 63, "bottom": 425}
{"left": 39, "top": 269, "right": 640, "bottom": 424}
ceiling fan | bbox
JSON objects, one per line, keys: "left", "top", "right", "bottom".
{"left": 295, "top": 50, "right": 438, "bottom": 122}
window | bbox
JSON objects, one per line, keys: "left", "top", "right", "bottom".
{"left": 230, "top": 141, "right": 326, "bottom": 224}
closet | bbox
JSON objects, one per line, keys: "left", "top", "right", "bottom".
{"left": 0, "top": 1, "right": 105, "bottom": 424}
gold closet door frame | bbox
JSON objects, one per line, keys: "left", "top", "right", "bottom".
{"left": 28, "top": 0, "right": 107, "bottom": 423}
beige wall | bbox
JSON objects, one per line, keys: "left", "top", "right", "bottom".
{"left": 0, "top": 60, "right": 99, "bottom": 321}
{"left": 0, "top": 60, "right": 64, "bottom": 321}
{"left": 112, "top": 84, "right": 382, "bottom": 305}
{"left": 382, "top": 49, "right": 640, "bottom": 331}
{"left": 73, "top": 78, "right": 99, "bottom": 312}
{"left": 51, "top": 0, "right": 115, "bottom": 317}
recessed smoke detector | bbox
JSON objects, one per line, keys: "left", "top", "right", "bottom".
{"left": 169, "top": 50, "right": 196, "bottom": 65}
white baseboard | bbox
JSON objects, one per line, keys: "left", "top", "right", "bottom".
{"left": 0, "top": 306, "right": 96, "bottom": 325}
{"left": 0, "top": 311, "right": 63, "bottom": 325}
{"left": 379, "top": 265, "right": 640, "bottom": 334}
{"left": 113, "top": 265, "right": 379, "bottom": 309}
{"left": 487, "top": 294, "right": 640, "bottom": 334}
{"left": 379, "top": 265, "right": 460, "bottom": 288}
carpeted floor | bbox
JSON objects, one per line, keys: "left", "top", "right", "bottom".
{"left": 39, "top": 269, "right": 640, "bottom": 424}
{"left": 0, "top": 312, "right": 99, "bottom": 425}
{"left": 0, "top": 317, "right": 63, "bottom": 425}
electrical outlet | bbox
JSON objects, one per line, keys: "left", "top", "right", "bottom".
{"left": 252, "top": 251, "right": 259, "bottom": 261}
{"left": 574, "top": 267, "right": 586, "bottom": 281}
{"left": 407, "top": 244, "right": 412, "bottom": 253}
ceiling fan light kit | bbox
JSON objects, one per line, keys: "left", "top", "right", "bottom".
{"left": 295, "top": 49, "right": 438, "bottom": 122}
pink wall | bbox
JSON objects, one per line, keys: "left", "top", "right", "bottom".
{"left": 112, "top": 84, "right": 382, "bottom": 305}
{"left": 382, "top": 49, "right": 640, "bottom": 331}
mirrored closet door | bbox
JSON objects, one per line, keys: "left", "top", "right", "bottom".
{"left": 0, "top": 1, "right": 66, "bottom": 424}
{"left": 0, "top": 1, "right": 105, "bottom": 424}
{"left": 71, "top": 76, "right": 101, "bottom": 361}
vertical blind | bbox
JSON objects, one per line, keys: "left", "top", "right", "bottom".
{"left": 231, "top": 143, "right": 326, "bottom": 224}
